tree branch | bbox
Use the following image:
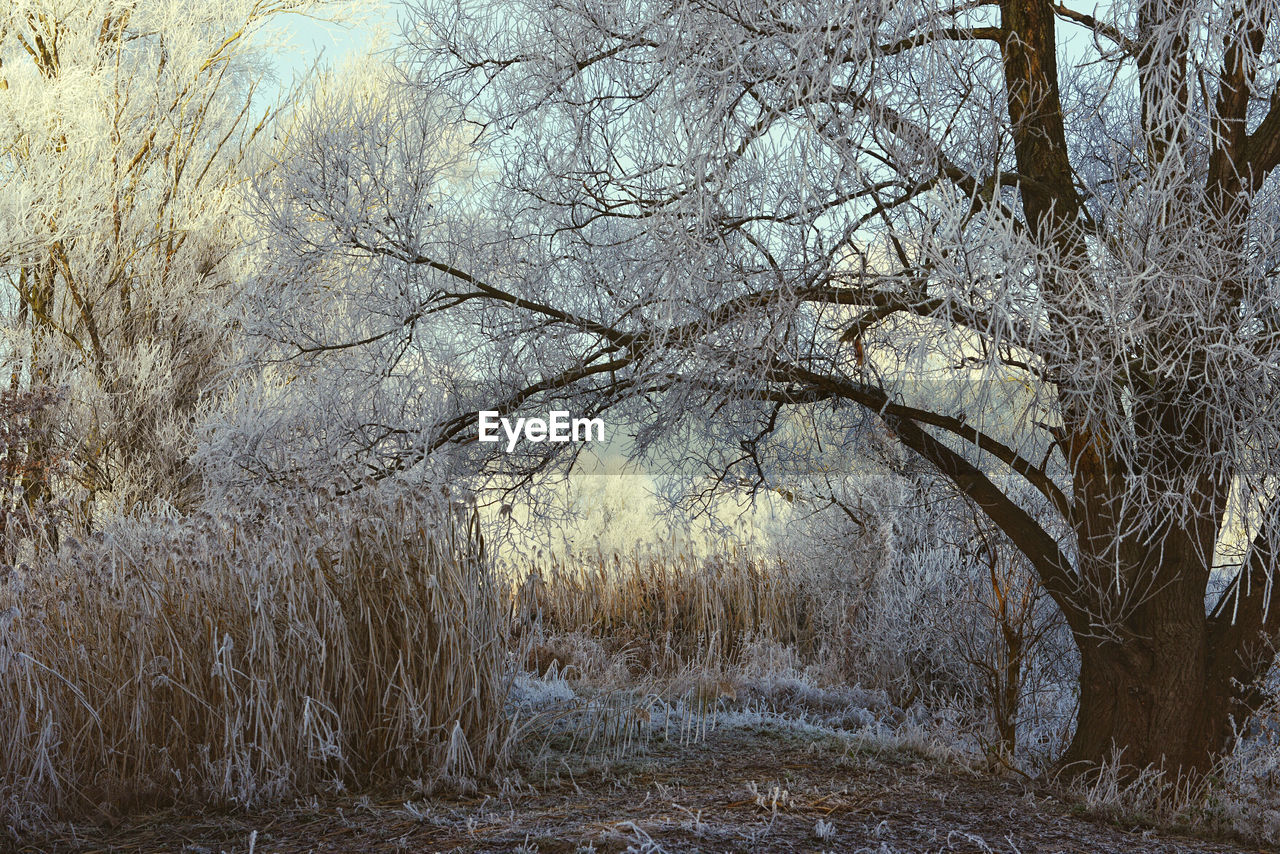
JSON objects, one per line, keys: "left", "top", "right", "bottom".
{"left": 1208, "top": 505, "right": 1280, "bottom": 710}
{"left": 1052, "top": 4, "right": 1139, "bottom": 55}
{"left": 876, "top": 27, "right": 1005, "bottom": 57}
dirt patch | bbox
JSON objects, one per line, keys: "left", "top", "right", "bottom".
{"left": 17, "top": 723, "right": 1270, "bottom": 853}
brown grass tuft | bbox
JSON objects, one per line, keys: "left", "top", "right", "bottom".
{"left": 0, "top": 489, "right": 508, "bottom": 827}
{"left": 508, "top": 547, "right": 830, "bottom": 676}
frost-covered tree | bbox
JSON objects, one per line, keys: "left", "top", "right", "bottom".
{"left": 252, "top": 0, "right": 1280, "bottom": 777}
{"left": 212, "top": 52, "right": 487, "bottom": 495}
{"left": 0, "top": 0, "right": 325, "bottom": 528}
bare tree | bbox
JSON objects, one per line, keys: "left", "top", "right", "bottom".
{"left": 251, "top": 0, "right": 1280, "bottom": 776}
{"left": 216, "top": 54, "right": 487, "bottom": 495}
{"left": 0, "top": 0, "right": 328, "bottom": 530}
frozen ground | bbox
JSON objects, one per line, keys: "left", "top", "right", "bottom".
{"left": 19, "top": 709, "right": 1267, "bottom": 854}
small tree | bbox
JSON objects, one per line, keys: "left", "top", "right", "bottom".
{"left": 253, "top": 0, "right": 1280, "bottom": 776}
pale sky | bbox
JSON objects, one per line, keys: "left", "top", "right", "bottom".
{"left": 255, "top": 2, "right": 397, "bottom": 93}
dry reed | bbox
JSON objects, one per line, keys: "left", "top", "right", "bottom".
{"left": 0, "top": 488, "right": 508, "bottom": 827}
{"left": 510, "top": 548, "right": 831, "bottom": 676}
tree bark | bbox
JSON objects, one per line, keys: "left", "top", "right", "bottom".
{"left": 1060, "top": 552, "right": 1248, "bottom": 777}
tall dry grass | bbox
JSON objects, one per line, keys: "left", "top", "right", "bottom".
{"left": 0, "top": 488, "right": 508, "bottom": 827}
{"left": 511, "top": 548, "right": 829, "bottom": 675}
{"left": 508, "top": 540, "right": 1075, "bottom": 771}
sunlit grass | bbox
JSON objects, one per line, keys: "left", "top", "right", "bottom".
{"left": 0, "top": 489, "right": 508, "bottom": 827}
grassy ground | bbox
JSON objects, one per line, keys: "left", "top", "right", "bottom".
{"left": 20, "top": 718, "right": 1270, "bottom": 854}
{"left": 8, "top": 524, "right": 1278, "bottom": 853}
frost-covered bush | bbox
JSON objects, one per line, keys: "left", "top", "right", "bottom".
{"left": 769, "top": 469, "right": 1076, "bottom": 766}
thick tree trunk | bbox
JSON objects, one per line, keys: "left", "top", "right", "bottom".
{"left": 1064, "top": 644, "right": 1212, "bottom": 775}
{"left": 1059, "top": 577, "right": 1242, "bottom": 777}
